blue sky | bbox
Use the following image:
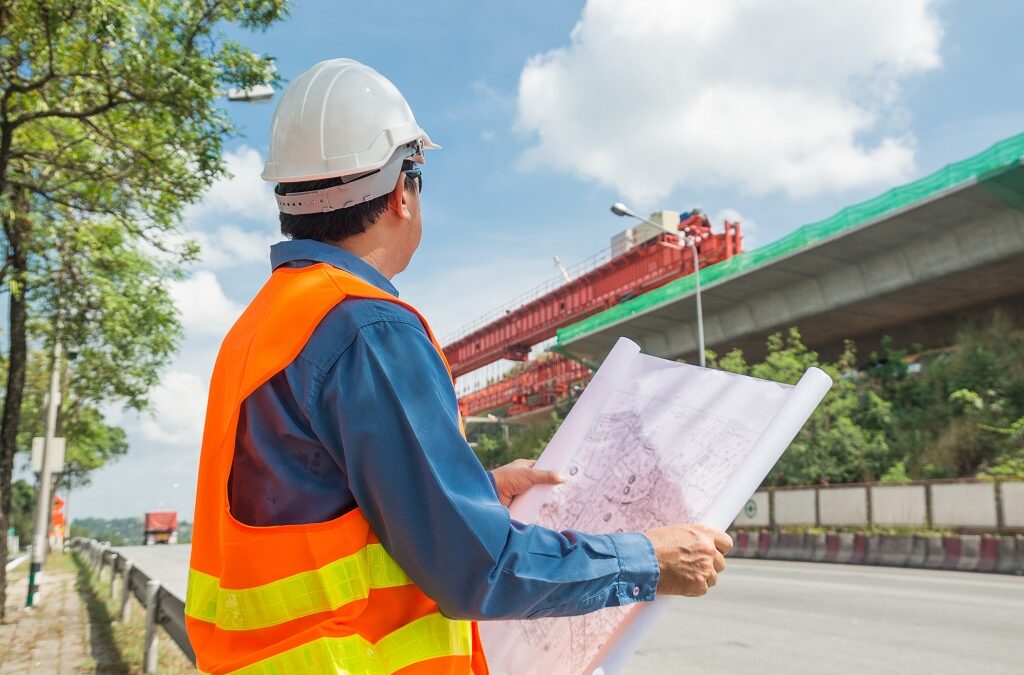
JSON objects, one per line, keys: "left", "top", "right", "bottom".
{"left": 65, "top": 0, "right": 1024, "bottom": 519}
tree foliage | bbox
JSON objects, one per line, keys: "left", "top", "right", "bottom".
{"left": 0, "top": 0, "right": 290, "bottom": 617}
{"left": 708, "top": 329, "right": 891, "bottom": 486}
{"left": 472, "top": 315, "right": 1024, "bottom": 489}
{"left": 862, "top": 311, "right": 1024, "bottom": 479}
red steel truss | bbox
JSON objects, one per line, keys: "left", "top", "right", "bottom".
{"left": 458, "top": 356, "right": 592, "bottom": 418}
{"left": 451, "top": 212, "right": 743, "bottom": 416}
{"left": 446, "top": 212, "right": 743, "bottom": 379}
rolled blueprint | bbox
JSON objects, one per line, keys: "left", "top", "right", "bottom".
{"left": 480, "top": 338, "right": 833, "bottom": 675}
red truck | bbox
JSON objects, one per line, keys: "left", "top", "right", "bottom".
{"left": 144, "top": 511, "right": 178, "bottom": 545}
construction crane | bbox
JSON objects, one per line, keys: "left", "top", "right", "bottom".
{"left": 446, "top": 209, "right": 743, "bottom": 418}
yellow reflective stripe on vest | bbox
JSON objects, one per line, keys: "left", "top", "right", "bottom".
{"left": 228, "top": 612, "right": 472, "bottom": 675}
{"left": 186, "top": 543, "right": 412, "bottom": 631}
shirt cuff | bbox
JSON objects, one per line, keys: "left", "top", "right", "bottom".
{"left": 608, "top": 532, "right": 660, "bottom": 605}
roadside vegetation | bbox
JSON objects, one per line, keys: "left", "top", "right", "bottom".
{"left": 71, "top": 551, "right": 197, "bottom": 674}
{"left": 470, "top": 311, "right": 1024, "bottom": 486}
{"left": 0, "top": 1, "right": 292, "bottom": 620}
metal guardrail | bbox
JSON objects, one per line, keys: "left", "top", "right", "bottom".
{"left": 72, "top": 538, "right": 195, "bottom": 671}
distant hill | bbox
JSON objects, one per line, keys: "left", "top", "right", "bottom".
{"left": 71, "top": 517, "right": 192, "bottom": 546}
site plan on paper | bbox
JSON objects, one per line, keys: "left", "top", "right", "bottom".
{"left": 479, "top": 338, "right": 832, "bottom": 675}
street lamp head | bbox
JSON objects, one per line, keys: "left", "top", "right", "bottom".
{"left": 226, "top": 83, "right": 275, "bottom": 103}
{"left": 610, "top": 202, "right": 635, "bottom": 218}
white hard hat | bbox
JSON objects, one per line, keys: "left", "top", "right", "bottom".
{"left": 262, "top": 58, "right": 438, "bottom": 213}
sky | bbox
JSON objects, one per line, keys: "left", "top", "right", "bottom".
{"left": 61, "top": 0, "right": 1024, "bottom": 519}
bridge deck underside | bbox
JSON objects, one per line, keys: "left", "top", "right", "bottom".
{"left": 561, "top": 172, "right": 1024, "bottom": 365}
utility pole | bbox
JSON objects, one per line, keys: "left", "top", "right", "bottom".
{"left": 26, "top": 340, "right": 62, "bottom": 607}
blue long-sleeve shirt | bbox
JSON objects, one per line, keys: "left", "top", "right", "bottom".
{"left": 228, "top": 239, "right": 659, "bottom": 620}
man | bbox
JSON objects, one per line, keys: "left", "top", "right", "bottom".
{"left": 186, "top": 59, "right": 731, "bottom": 675}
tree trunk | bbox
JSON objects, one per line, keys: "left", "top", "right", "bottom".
{"left": 0, "top": 209, "right": 29, "bottom": 620}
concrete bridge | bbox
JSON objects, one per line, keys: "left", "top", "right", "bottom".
{"left": 556, "top": 133, "right": 1024, "bottom": 365}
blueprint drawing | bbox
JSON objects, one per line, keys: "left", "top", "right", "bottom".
{"left": 480, "top": 338, "right": 832, "bottom": 675}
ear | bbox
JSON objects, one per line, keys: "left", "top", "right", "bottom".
{"left": 386, "top": 177, "right": 411, "bottom": 221}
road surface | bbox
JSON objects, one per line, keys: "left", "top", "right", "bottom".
{"left": 621, "top": 559, "right": 1024, "bottom": 675}
{"left": 113, "top": 547, "right": 1024, "bottom": 674}
{"left": 115, "top": 544, "right": 190, "bottom": 600}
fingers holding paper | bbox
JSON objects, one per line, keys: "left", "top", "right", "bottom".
{"left": 643, "top": 524, "right": 732, "bottom": 597}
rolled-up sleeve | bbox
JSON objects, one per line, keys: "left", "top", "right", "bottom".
{"left": 310, "top": 315, "right": 660, "bottom": 620}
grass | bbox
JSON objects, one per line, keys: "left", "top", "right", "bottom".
{"left": 71, "top": 552, "right": 197, "bottom": 674}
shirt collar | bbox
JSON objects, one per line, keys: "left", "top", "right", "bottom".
{"left": 270, "top": 239, "right": 399, "bottom": 297}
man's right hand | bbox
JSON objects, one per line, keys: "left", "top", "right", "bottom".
{"left": 642, "top": 524, "right": 732, "bottom": 597}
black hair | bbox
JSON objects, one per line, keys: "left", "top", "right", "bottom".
{"left": 277, "top": 173, "right": 417, "bottom": 242}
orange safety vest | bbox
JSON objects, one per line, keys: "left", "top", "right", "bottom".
{"left": 186, "top": 263, "right": 489, "bottom": 675}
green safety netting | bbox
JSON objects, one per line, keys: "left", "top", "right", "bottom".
{"left": 557, "top": 132, "right": 1024, "bottom": 345}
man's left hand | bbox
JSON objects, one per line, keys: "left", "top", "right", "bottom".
{"left": 491, "top": 458, "right": 565, "bottom": 507}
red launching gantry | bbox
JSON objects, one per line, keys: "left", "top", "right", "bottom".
{"left": 446, "top": 209, "right": 743, "bottom": 418}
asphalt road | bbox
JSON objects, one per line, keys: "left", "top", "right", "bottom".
{"left": 114, "top": 544, "right": 191, "bottom": 600}
{"left": 112, "top": 547, "right": 1024, "bottom": 674}
{"left": 621, "top": 559, "right": 1024, "bottom": 675}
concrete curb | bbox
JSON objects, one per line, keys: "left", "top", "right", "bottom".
{"left": 735, "top": 531, "right": 1024, "bottom": 575}
{"left": 5, "top": 554, "right": 29, "bottom": 573}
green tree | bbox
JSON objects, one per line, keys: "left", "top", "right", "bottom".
{"left": 469, "top": 405, "right": 572, "bottom": 470}
{"left": 0, "top": 0, "right": 289, "bottom": 617}
{"left": 864, "top": 311, "right": 1024, "bottom": 478}
{"left": 8, "top": 478, "right": 32, "bottom": 547}
{"left": 708, "top": 329, "right": 891, "bottom": 486}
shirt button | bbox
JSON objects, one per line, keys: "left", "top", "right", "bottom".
{"left": 632, "top": 586, "right": 641, "bottom": 597}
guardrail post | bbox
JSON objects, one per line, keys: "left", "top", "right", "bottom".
{"left": 108, "top": 554, "right": 119, "bottom": 598}
{"left": 120, "top": 560, "right": 134, "bottom": 622}
{"left": 143, "top": 579, "right": 161, "bottom": 673}
{"left": 98, "top": 547, "right": 107, "bottom": 582}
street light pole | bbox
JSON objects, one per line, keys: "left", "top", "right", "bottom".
{"left": 610, "top": 202, "right": 707, "bottom": 367}
{"left": 26, "top": 340, "right": 63, "bottom": 607}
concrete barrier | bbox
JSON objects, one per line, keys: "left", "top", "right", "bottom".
{"left": 956, "top": 534, "right": 982, "bottom": 571}
{"left": 808, "top": 533, "right": 826, "bottom": 562}
{"left": 747, "top": 531, "right": 761, "bottom": 559}
{"left": 993, "top": 536, "right": 1015, "bottom": 574}
{"left": 941, "top": 535, "right": 961, "bottom": 570}
{"left": 977, "top": 536, "right": 999, "bottom": 573}
{"left": 908, "top": 536, "right": 927, "bottom": 567}
{"left": 733, "top": 531, "right": 752, "bottom": 559}
{"left": 1017, "top": 535, "right": 1024, "bottom": 575}
{"left": 824, "top": 533, "right": 855, "bottom": 563}
{"left": 874, "top": 535, "right": 914, "bottom": 567}
{"left": 729, "top": 530, "right": 1022, "bottom": 574}
{"left": 849, "top": 534, "right": 868, "bottom": 564}
{"left": 774, "top": 533, "right": 810, "bottom": 561}
{"left": 923, "top": 536, "right": 944, "bottom": 569}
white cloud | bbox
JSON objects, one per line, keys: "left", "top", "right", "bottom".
{"left": 193, "top": 224, "right": 281, "bottom": 270}
{"left": 517, "top": 0, "right": 942, "bottom": 204}
{"left": 185, "top": 145, "right": 278, "bottom": 222}
{"left": 137, "top": 370, "right": 207, "bottom": 448}
{"left": 168, "top": 270, "right": 243, "bottom": 337}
